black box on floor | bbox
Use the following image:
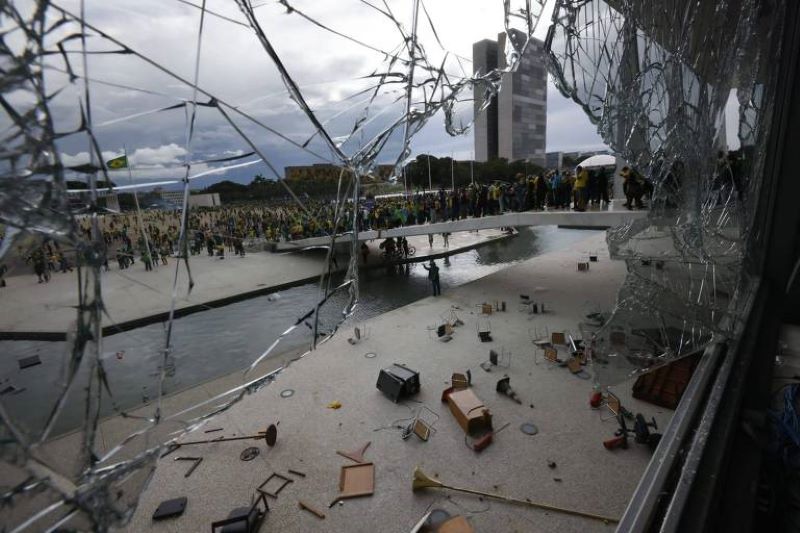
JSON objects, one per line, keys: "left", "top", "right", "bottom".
{"left": 153, "top": 497, "right": 187, "bottom": 521}
{"left": 376, "top": 364, "right": 420, "bottom": 402}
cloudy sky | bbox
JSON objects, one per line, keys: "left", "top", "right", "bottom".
{"left": 33, "top": 0, "right": 661, "bottom": 188}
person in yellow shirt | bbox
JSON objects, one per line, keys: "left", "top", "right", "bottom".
{"left": 573, "top": 165, "right": 589, "bottom": 211}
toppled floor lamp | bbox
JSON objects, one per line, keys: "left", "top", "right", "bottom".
{"left": 174, "top": 423, "right": 278, "bottom": 449}
{"left": 412, "top": 467, "right": 618, "bottom": 524}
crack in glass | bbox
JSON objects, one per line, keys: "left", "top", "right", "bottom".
{"left": 0, "top": 1, "right": 545, "bottom": 529}
{"left": 545, "top": 0, "right": 785, "bottom": 385}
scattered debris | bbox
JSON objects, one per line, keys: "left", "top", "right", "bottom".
{"left": 409, "top": 510, "right": 434, "bottom": 533}
{"left": 160, "top": 443, "right": 181, "bottom": 459}
{"left": 469, "top": 422, "right": 510, "bottom": 453}
{"left": 520, "top": 423, "right": 539, "bottom": 436}
{"left": 376, "top": 364, "right": 420, "bottom": 402}
{"left": 175, "top": 456, "right": 203, "bottom": 477}
{"left": 412, "top": 467, "right": 618, "bottom": 524}
{"left": 258, "top": 472, "right": 294, "bottom": 498}
{"left": 347, "top": 326, "right": 363, "bottom": 345}
{"left": 288, "top": 469, "right": 306, "bottom": 478}
{"left": 632, "top": 351, "right": 702, "bottom": 409}
{"left": 496, "top": 376, "right": 522, "bottom": 404}
{"left": 211, "top": 492, "right": 269, "bottom": 532}
{"left": 177, "top": 423, "right": 278, "bottom": 448}
{"left": 204, "top": 428, "right": 223, "bottom": 433}
{"left": 540, "top": 347, "right": 561, "bottom": 365}
{"left": 590, "top": 390, "right": 603, "bottom": 408}
{"left": 481, "top": 303, "right": 493, "bottom": 315}
{"left": 599, "top": 391, "right": 625, "bottom": 422}
{"left": 327, "top": 400, "right": 342, "bottom": 409}
{"left": 443, "top": 387, "right": 492, "bottom": 435}
{"left": 566, "top": 357, "right": 582, "bottom": 374}
{"left": 298, "top": 500, "right": 325, "bottom": 519}
{"left": 265, "top": 423, "right": 278, "bottom": 446}
{"left": 17, "top": 355, "right": 41, "bottom": 370}
{"left": 152, "top": 497, "right": 187, "bottom": 521}
{"left": 486, "top": 347, "right": 511, "bottom": 368}
{"left": 442, "top": 308, "right": 464, "bottom": 327}
{"left": 336, "top": 441, "right": 371, "bottom": 463}
{"left": 477, "top": 317, "right": 492, "bottom": 342}
{"left": 240, "top": 447, "right": 260, "bottom": 461}
{"left": 347, "top": 326, "right": 371, "bottom": 345}
{"left": 438, "top": 515, "right": 475, "bottom": 533}
{"left": 0, "top": 384, "right": 25, "bottom": 396}
{"left": 604, "top": 413, "right": 662, "bottom": 451}
{"left": 410, "top": 419, "right": 432, "bottom": 442}
{"left": 553, "top": 477, "right": 563, "bottom": 482}
{"left": 401, "top": 405, "right": 439, "bottom": 442}
{"left": 336, "top": 462, "right": 375, "bottom": 503}
{"left": 547, "top": 460, "right": 557, "bottom": 469}
{"left": 451, "top": 372, "right": 469, "bottom": 390}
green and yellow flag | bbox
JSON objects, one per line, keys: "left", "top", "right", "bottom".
{"left": 106, "top": 155, "right": 128, "bottom": 170}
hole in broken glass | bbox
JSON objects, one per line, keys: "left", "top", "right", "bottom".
{"left": 0, "top": 0, "right": 782, "bottom": 529}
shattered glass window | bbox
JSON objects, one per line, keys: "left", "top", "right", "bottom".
{"left": 546, "top": 0, "right": 786, "bottom": 386}
{"left": 0, "top": 1, "right": 548, "bottom": 529}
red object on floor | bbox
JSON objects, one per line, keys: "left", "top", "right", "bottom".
{"left": 603, "top": 435, "right": 627, "bottom": 450}
{"left": 590, "top": 391, "right": 603, "bottom": 408}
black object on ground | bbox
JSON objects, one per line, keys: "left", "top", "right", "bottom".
{"left": 241, "top": 447, "right": 260, "bottom": 461}
{"left": 496, "top": 376, "right": 522, "bottom": 404}
{"left": 258, "top": 472, "right": 294, "bottom": 498}
{"left": 603, "top": 413, "right": 661, "bottom": 451}
{"left": 211, "top": 492, "right": 269, "bottom": 533}
{"left": 152, "top": 497, "right": 187, "bottom": 521}
{"left": 175, "top": 456, "right": 203, "bottom": 478}
{"left": 17, "top": 356, "right": 41, "bottom": 370}
{"left": 376, "top": 364, "right": 420, "bottom": 402}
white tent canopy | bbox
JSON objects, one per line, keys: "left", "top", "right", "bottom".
{"left": 578, "top": 154, "right": 616, "bottom": 168}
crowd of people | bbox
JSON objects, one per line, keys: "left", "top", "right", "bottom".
{"left": 2, "top": 165, "right": 643, "bottom": 283}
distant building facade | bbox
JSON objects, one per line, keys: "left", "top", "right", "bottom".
{"left": 472, "top": 39, "right": 499, "bottom": 163}
{"left": 284, "top": 163, "right": 395, "bottom": 182}
{"left": 158, "top": 191, "right": 221, "bottom": 208}
{"left": 473, "top": 32, "right": 547, "bottom": 166}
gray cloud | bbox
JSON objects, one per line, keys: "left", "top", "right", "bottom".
{"left": 47, "top": 0, "right": 608, "bottom": 187}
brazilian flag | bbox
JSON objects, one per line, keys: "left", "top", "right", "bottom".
{"left": 106, "top": 155, "right": 128, "bottom": 170}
